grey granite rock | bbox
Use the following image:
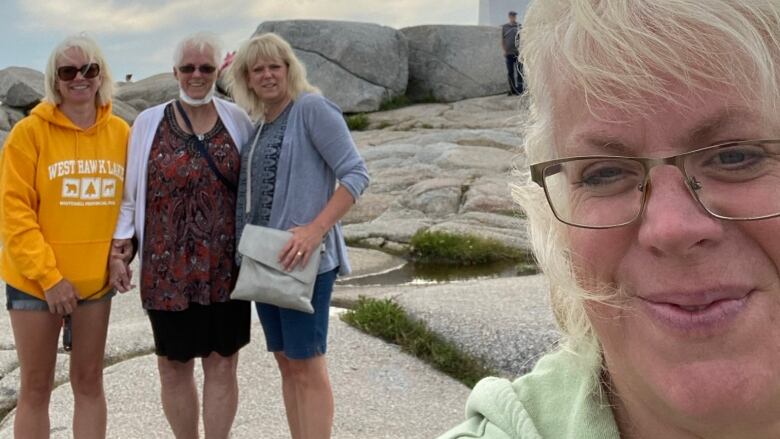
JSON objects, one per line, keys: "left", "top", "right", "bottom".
{"left": 0, "top": 131, "right": 7, "bottom": 148}
{"left": 335, "top": 275, "right": 561, "bottom": 378}
{"left": 255, "top": 20, "right": 409, "bottom": 112}
{"left": 114, "top": 73, "right": 178, "bottom": 109}
{"left": 0, "top": 104, "right": 25, "bottom": 130}
{"left": 111, "top": 99, "right": 139, "bottom": 125}
{"left": 0, "top": 107, "right": 9, "bottom": 132}
{"left": 0, "top": 67, "right": 44, "bottom": 108}
{"left": 402, "top": 25, "right": 506, "bottom": 102}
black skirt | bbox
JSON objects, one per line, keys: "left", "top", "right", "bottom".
{"left": 147, "top": 300, "right": 250, "bottom": 362}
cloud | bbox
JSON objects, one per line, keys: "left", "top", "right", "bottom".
{"left": 18, "top": 0, "right": 255, "bottom": 33}
{"left": 18, "top": 0, "right": 476, "bottom": 35}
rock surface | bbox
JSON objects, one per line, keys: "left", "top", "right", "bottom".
{"left": 0, "top": 67, "right": 44, "bottom": 108}
{"left": 0, "top": 131, "right": 7, "bottom": 147}
{"left": 110, "top": 99, "right": 139, "bottom": 125}
{"left": 0, "top": 251, "right": 474, "bottom": 439}
{"left": 255, "top": 20, "right": 409, "bottom": 113}
{"left": 402, "top": 25, "right": 506, "bottom": 102}
{"left": 114, "top": 73, "right": 178, "bottom": 110}
{"left": 344, "top": 94, "right": 529, "bottom": 253}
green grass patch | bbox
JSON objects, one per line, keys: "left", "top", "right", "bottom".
{"left": 345, "top": 113, "right": 370, "bottom": 131}
{"left": 379, "top": 95, "right": 412, "bottom": 111}
{"left": 410, "top": 230, "right": 530, "bottom": 265}
{"left": 341, "top": 297, "right": 496, "bottom": 387}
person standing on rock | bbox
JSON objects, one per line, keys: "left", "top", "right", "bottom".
{"left": 442, "top": 0, "right": 780, "bottom": 438}
{"left": 0, "top": 34, "right": 129, "bottom": 438}
{"left": 226, "top": 33, "right": 369, "bottom": 439}
{"left": 501, "top": 11, "right": 523, "bottom": 96}
{"left": 109, "top": 32, "right": 253, "bottom": 438}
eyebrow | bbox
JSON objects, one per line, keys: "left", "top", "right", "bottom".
{"left": 683, "top": 106, "right": 758, "bottom": 147}
{"left": 569, "top": 106, "right": 760, "bottom": 156}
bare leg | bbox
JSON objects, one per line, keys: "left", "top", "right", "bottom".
{"left": 276, "top": 353, "right": 333, "bottom": 439}
{"left": 9, "top": 310, "right": 61, "bottom": 439}
{"left": 69, "top": 299, "right": 111, "bottom": 438}
{"left": 273, "top": 352, "right": 301, "bottom": 439}
{"left": 201, "top": 352, "right": 239, "bottom": 439}
{"left": 157, "top": 357, "right": 199, "bottom": 439}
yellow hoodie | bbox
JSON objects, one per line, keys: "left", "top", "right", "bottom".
{"left": 0, "top": 101, "right": 129, "bottom": 300}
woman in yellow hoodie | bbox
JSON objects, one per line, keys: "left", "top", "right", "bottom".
{"left": 0, "top": 34, "right": 129, "bottom": 438}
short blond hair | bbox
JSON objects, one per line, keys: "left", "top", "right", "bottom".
{"left": 515, "top": 0, "right": 780, "bottom": 351}
{"left": 227, "top": 33, "right": 319, "bottom": 120}
{"left": 44, "top": 33, "right": 114, "bottom": 107}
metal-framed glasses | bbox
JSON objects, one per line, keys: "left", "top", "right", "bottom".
{"left": 530, "top": 139, "right": 780, "bottom": 229}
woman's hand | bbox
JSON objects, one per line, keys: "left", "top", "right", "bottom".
{"left": 111, "top": 238, "right": 133, "bottom": 263}
{"left": 109, "top": 257, "right": 135, "bottom": 293}
{"left": 278, "top": 223, "right": 326, "bottom": 272}
{"left": 44, "top": 279, "right": 79, "bottom": 315}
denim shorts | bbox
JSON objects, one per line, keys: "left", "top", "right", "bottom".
{"left": 5, "top": 283, "right": 116, "bottom": 311}
{"left": 256, "top": 267, "right": 338, "bottom": 360}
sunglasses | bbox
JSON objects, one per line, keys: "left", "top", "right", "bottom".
{"left": 57, "top": 63, "right": 100, "bottom": 81}
{"left": 177, "top": 64, "right": 217, "bottom": 74}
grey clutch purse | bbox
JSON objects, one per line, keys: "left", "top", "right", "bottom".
{"left": 232, "top": 224, "right": 321, "bottom": 314}
{"left": 230, "top": 123, "right": 321, "bottom": 313}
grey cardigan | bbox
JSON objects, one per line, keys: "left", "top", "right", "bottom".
{"left": 235, "top": 93, "right": 369, "bottom": 275}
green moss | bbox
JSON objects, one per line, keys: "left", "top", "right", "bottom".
{"left": 345, "top": 113, "right": 370, "bottom": 131}
{"left": 419, "top": 123, "right": 434, "bottom": 129}
{"left": 410, "top": 230, "right": 530, "bottom": 265}
{"left": 376, "top": 121, "right": 393, "bottom": 129}
{"left": 341, "top": 297, "right": 496, "bottom": 387}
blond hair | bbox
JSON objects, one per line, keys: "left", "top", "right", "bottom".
{"left": 227, "top": 33, "right": 320, "bottom": 120}
{"left": 515, "top": 0, "right": 780, "bottom": 352}
{"left": 44, "top": 33, "right": 114, "bottom": 107}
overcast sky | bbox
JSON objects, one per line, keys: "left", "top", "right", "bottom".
{"left": 1, "top": 0, "right": 479, "bottom": 81}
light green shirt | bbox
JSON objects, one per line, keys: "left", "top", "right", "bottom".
{"left": 438, "top": 347, "right": 620, "bottom": 438}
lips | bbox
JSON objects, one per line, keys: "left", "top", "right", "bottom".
{"left": 637, "top": 288, "right": 754, "bottom": 335}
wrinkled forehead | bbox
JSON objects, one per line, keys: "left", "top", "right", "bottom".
{"left": 549, "top": 80, "right": 774, "bottom": 157}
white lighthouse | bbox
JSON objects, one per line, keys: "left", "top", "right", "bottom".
{"left": 479, "top": 0, "right": 531, "bottom": 26}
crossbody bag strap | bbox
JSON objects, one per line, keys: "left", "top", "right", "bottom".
{"left": 245, "top": 122, "right": 264, "bottom": 214}
{"left": 175, "top": 100, "right": 237, "bottom": 193}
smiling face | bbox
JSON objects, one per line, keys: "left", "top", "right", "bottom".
{"left": 174, "top": 44, "right": 217, "bottom": 100}
{"left": 557, "top": 84, "right": 780, "bottom": 435}
{"left": 55, "top": 47, "right": 102, "bottom": 107}
{"left": 247, "top": 56, "right": 290, "bottom": 106}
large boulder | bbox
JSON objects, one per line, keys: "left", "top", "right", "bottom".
{"left": 254, "top": 20, "right": 409, "bottom": 113}
{"left": 0, "top": 104, "right": 25, "bottom": 130}
{"left": 0, "top": 106, "right": 10, "bottom": 131}
{"left": 0, "top": 67, "right": 45, "bottom": 108}
{"left": 0, "top": 130, "right": 7, "bottom": 147}
{"left": 114, "top": 73, "right": 178, "bottom": 110}
{"left": 401, "top": 25, "right": 506, "bottom": 102}
{"left": 111, "top": 99, "right": 139, "bottom": 125}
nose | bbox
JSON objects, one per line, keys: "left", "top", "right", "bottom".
{"left": 637, "top": 165, "right": 724, "bottom": 256}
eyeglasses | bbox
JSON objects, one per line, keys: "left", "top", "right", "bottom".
{"left": 530, "top": 139, "right": 780, "bottom": 229}
{"left": 57, "top": 63, "right": 100, "bottom": 81}
{"left": 177, "top": 64, "right": 217, "bottom": 74}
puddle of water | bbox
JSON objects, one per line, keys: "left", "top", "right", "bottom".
{"left": 338, "top": 260, "right": 524, "bottom": 287}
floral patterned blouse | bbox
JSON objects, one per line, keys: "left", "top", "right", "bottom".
{"left": 141, "top": 103, "right": 240, "bottom": 311}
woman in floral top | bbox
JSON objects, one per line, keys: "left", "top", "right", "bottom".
{"left": 109, "top": 32, "right": 253, "bottom": 438}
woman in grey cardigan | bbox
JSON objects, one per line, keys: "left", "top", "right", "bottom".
{"left": 227, "top": 33, "right": 369, "bottom": 439}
